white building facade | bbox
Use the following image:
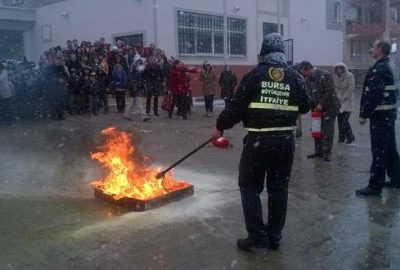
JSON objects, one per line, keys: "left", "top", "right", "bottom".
{"left": 1, "top": 0, "right": 345, "bottom": 67}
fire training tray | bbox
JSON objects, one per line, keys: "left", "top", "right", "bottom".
{"left": 94, "top": 185, "right": 194, "bottom": 211}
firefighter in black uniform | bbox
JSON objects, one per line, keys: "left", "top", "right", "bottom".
{"left": 356, "top": 40, "right": 400, "bottom": 196}
{"left": 211, "top": 33, "right": 311, "bottom": 251}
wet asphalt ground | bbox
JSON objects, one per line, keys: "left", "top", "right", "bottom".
{"left": 0, "top": 97, "right": 400, "bottom": 270}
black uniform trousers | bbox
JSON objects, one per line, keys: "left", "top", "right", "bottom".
{"left": 314, "top": 114, "right": 336, "bottom": 155}
{"left": 239, "top": 132, "right": 294, "bottom": 243}
{"left": 368, "top": 112, "right": 400, "bottom": 190}
{"left": 337, "top": 112, "right": 355, "bottom": 142}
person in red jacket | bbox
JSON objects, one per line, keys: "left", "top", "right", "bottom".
{"left": 168, "top": 60, "right": 197, "bottom": 119}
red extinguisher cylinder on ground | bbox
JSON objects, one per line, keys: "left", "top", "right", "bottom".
{"left": 311, "top": 111, "right": 322, "bottom": 139}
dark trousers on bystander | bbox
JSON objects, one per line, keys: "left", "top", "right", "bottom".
{"left": 337, "top": 112, "right": 355, "bottom": 143}
{"left": 115, "top": 91, "right": 126, "bottom": 113}
{"left": 314, "top": 115, "right": 336, "bottom": 156}
{"left": 169, "top": 94, "right": 188, "bottom": 119}
{"left": 204, "top": 95, "right": 214, "bottom": 113}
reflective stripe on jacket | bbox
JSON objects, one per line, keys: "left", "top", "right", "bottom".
{"left": 360, "top": 56, "right": 399, "bottom": 118}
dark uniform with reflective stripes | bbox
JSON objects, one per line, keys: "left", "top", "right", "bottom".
{"left": 216, "top": 57, "right": 311, "bottom": 246}
{"left": 360, "top": 56, "right": 400, "bottom": 190}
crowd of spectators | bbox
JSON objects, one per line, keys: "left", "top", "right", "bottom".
{"left": 1, "top": 37, "right": 240, "bottom": 124}
{"left": 1, "top": 37, "right": 173, "bottom": 122}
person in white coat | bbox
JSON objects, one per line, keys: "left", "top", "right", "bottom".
{"left": 333, "top": 62, "right": 355, "bottom": 144}
{"left": 0, "top": 62, "right": 14, "bottom": 124}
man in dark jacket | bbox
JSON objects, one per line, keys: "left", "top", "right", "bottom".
{"left": 112, "top": 63, "right": 128, "bottom": 113}
{"left": 144, "top": 57, "right": 163, "bottom": 116}
{"left": 299, "top": 61, "right": 341, "bottom": 161}
{"left": 219, "top": 65, "right": 238, "bottom": 108}
{"left": 97, "top": 69, "right": 109, "bottom": 114}
{"left": 356, "top": 40, "right": 400, "bottom": 196}
{"left": 44, "top": 57, "right": 69, "bottom": 120}
{"left": 211, "top": 33, "right": 311, "bottom": 251}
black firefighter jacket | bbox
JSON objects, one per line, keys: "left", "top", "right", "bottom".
{"left": 360, "top": 56, "right": 399, "bottom": 120}
{"left": 216, "top": 60, "right": 311, "bottom": 133}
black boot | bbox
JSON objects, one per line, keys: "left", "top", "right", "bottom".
{"left": 236, "top": 237, "right": 268, "bottom": 251}
{"left": 324, "top": 153, "right": 332, "bottom": 162}
{"left": 383, "top": 182, "right": 400, "bottom": 189}
{"left": 268, "top": 236, "right": 280, "bottom": 250}
{"left": 345, "top": 137, "right": 355, "bottom": 144}
{"left": 355, "top": 186, "right": 381, "bottom": 196}
{"left": 307, "top": 153, "right": 323, "bottom": 159}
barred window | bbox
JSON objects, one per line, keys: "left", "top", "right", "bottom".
{"left": 263, "top": 22, "right": 284, "bottom": 36}
{"left": 177, "top": 11, "right": 246, "bottom": 57}
{"left": 228, "top": 18, "right": 246, "bottom": 56}
{"left": 177, "top": 11, "right": 224, "bottom": 56}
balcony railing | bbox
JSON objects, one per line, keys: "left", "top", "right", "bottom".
{"left": 346, "top": 22, "right": 400, "bottom": 37}
{"left": 346, "top": 23, "right": 385, "bottom": 36}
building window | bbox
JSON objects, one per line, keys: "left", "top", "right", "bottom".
{"left": 365, "top": 9, "right": 382, "bottom": 24}
{"left": 177, "top": 11, "right": 223, "bottom": 56}
{"left": 228, "top": 17, "right": 246, "bottom": 56}
{"left": 389, "top": 8, "right": 398, "bottom": 23}
{"left": 333, "top": 1, "right": 342, "bottom": 24}
{"left": 41, "top": 25, "right": 52, "bottom": 44}
{"left": 350, "top": 40, "right": 361, "bottom": 59}
{"left": 177, "top": 11, "right": 246, "bottom": 57}
{"left": 114, "top": 33, "right": 144, "bottom": 47}
{"left": 263, "top": 22, "right": 284, "bottom": 36}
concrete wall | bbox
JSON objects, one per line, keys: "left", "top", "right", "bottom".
{"left": 29, "top": 0, "right": 344, "bottom": 66}
{"left": 289, "top": 0, "right": 344, "bottom": 66}
{"left": 23, "top": 29, "right": 36, "bottom": 60}
{"left": 30, "top": 0, "right": 281, "bottom": 65}
{"left": 32, "top": 0, "right": 153, "bottom": 61}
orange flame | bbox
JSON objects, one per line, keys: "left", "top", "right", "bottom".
{"left": 91, "top": 127, "right": 192, "bottom": 200}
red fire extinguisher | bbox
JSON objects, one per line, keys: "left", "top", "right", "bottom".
{"left": 311, "top": 111, "right": 322, "bottom": 139}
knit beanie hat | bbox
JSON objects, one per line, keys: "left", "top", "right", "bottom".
{"left": 260, "top": 33, "right": 285, "bottom": 57}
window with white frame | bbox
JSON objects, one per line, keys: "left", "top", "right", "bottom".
{"left": 177, "top": 10, "right": 246, "bottom": 57}
{"left": 263, "top": 22, "right": 284, "bottom": 36}
{"left": 333, "top": 1, "right": 342, "bottom": 24}
{"left": 228, "top": 17, "right": 246, "bottom": 56}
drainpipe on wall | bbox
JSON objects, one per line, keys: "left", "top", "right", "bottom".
{"left": 256, "top": 0, "right": 260, "bottom": 53}
{"left": 383, "top": 0, "right": 390, "bottom": 40}
{"left": 153, "top": 0, "right": 158, "bottom": 46}
{"left": 223, "top": 0, "right": 229, "bottom": 65}
{"left": 277, "top": 0, "right": 281, "bottom": 30}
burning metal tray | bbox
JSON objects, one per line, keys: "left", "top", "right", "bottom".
{"left": 94, "top": 185, "right": 194, "bottom": 211}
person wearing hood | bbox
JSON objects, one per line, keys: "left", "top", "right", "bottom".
{"left": 211, "top": 33, "right": 311, "bottom": 251}
{"left": 333, "top": 63, "right": 355, "bottom": 144}
{"left": 200, "top": 62, "right": 217, "bottom": 117}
